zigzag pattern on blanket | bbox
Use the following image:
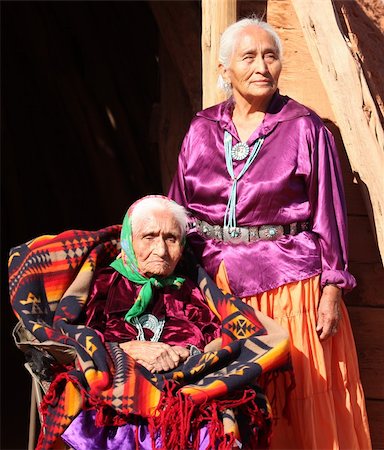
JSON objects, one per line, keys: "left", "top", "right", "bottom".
{"left": 9, "top": 226, "right": 122, "bottom": 318}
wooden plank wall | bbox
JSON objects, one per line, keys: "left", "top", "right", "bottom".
{"left": 266, "top": 1, "right": 384, "bottom": 447}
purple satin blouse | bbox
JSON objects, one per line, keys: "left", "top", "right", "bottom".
{"left": 85, "top": 267, "right": 221, "bottom": 351}
{"left": 169, "top": 92, "right": 356, "bottom": 297}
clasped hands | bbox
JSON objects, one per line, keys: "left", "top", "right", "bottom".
{"left": 119, "top": 338, "right": 222, "bottom": 373}
{"left": 119, "top": 341, "right": 190, "bottom": 373}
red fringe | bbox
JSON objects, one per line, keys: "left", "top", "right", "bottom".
{"left": 94, "top": 405, "right": 131, "bottom": 427}
{"left": 135, "top": 415, "right": 140, "bottom": 450}
{"left": 147, "top": 381, "right": 271, "bottom": 450}
{"left": 241, "top": 394, "right": 272, "bottom": 449}
{"left": 36, "top": 372, "right": 87, "bottom": 450}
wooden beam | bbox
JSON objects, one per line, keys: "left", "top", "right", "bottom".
{"left": 291, "top": 0, "right": 384, "bottom": 263}
{"left": 201, "top": 0, "right": 237, "bottom": 108}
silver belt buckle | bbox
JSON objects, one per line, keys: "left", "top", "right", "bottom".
{"left": 197, "top": 220, "right": 223, "bottom": 241}
{"left": 258, "top": 225, "right": 284, "bottom": 240}
{"left": 223, "top": 227, "right": 247, "bottom": 244}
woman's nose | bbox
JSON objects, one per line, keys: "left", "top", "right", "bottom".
{"left": 253, "top": 55, "right": 267, "bottom": 73}
{"left": 154, "top": 238, "right": 167, "bottom": 256}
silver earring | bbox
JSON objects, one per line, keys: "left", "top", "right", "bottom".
{"left": 224, "top": 81, "right": 232, "bottom": 90}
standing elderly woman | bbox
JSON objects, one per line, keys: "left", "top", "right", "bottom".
{"left": 169, "top": 17, "right": 371, "bottom": 449}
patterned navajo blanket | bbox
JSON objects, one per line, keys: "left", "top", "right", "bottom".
{"left": 8, "top": 227, "right": 290, "bottom": 449}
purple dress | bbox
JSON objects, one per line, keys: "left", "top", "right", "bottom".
{"left": 62, "top": 410, "right": 210, "bottom": 450}
{"left": 169, "top": 92, "right": 356, "bottom": 297}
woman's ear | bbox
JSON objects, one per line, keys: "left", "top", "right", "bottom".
{"left": 219, "top": 64, "right": 229, "bottom": 84}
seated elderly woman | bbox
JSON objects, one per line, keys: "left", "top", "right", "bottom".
{"left": 85, "top": 195, "right": 221, "bottom": 367}
{"left": 61, "top": 196, "right": 222, "bottom": 449}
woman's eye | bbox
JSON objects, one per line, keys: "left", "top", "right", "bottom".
{"left": 265, "top": 53, "right": 277, "bottom": 61}
{"left": 167, "top": 237, "right": 176, "bottom": 243}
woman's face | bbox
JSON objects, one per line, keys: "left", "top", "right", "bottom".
{"left": 222, "top": 26, "right": 282, "bottom": 103}
{"left": 132, "top": 209, "right": 183, "bottom": 278}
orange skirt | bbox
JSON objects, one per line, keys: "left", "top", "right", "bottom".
{"left": 216, "top": 263, "right": 372, "bottom": 450}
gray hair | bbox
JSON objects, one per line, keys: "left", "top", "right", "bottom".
{"left": 130, "top": 196, "right": 188, "bottom": 240}
{"left": 217, "top": 17, "right": 283, "bottom": 95}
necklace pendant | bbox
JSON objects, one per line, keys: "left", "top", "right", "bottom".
{"left": 133, "top": 314, "right": 165, "bottom": 342}
{"left": 231, "top": 142, "right": 250, "bottom": 161}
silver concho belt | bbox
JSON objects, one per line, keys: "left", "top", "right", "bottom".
{"left": 193, "top": 219, "right": 310, "bottom": 244}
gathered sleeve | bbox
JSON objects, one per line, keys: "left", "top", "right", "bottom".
{"left": 304, "top": 123, "right": 356, "bottom": 291}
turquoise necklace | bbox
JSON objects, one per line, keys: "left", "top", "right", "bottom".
{"left": 223, "top": 130, "right": 264, "bottom": 236}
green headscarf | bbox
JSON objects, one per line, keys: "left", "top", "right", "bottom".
{"left": 110, "top": 196, "right": 185, "bottom": 324}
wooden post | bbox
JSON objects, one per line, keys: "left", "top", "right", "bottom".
{"left": 201, "top": 0, "right": 237, "bottom": 109}
{"left": 292, "top": 0, "right": 384, "bottom": 263}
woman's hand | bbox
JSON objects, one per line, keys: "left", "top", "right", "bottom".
{"left": 204, "top": 338, "right": 222, "bottom": 352}
{"left": 119, "top": 341, "right": 189, "bottom": 373}
{"left": 316, "top": 284, "right": 342, "bottom": 341}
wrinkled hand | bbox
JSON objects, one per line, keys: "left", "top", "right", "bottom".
{"left": 119, "top": 341, "right": 189, "bottom": 373}
{"left": 316, "top": 284, "right": 342, "bottom": 341}
{"left": 204, "top": 337, "right": 222, "bottom": 353}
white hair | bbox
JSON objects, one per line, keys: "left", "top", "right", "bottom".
{"left": 217, "top": 16, "right": 283, "bottom": 95}
{"left": 130, "top": 197, "right": 188, "bottom": 239}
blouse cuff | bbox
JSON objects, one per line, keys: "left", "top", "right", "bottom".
{"left": 320, "top": 269, "right": 357, "bottom": 292}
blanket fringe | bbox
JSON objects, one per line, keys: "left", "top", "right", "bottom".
{"left": 147, "top": 381, "right": 271, "bottom": 450}
{"left": 36, "top": 372, "right": 86, "bottom": 450}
